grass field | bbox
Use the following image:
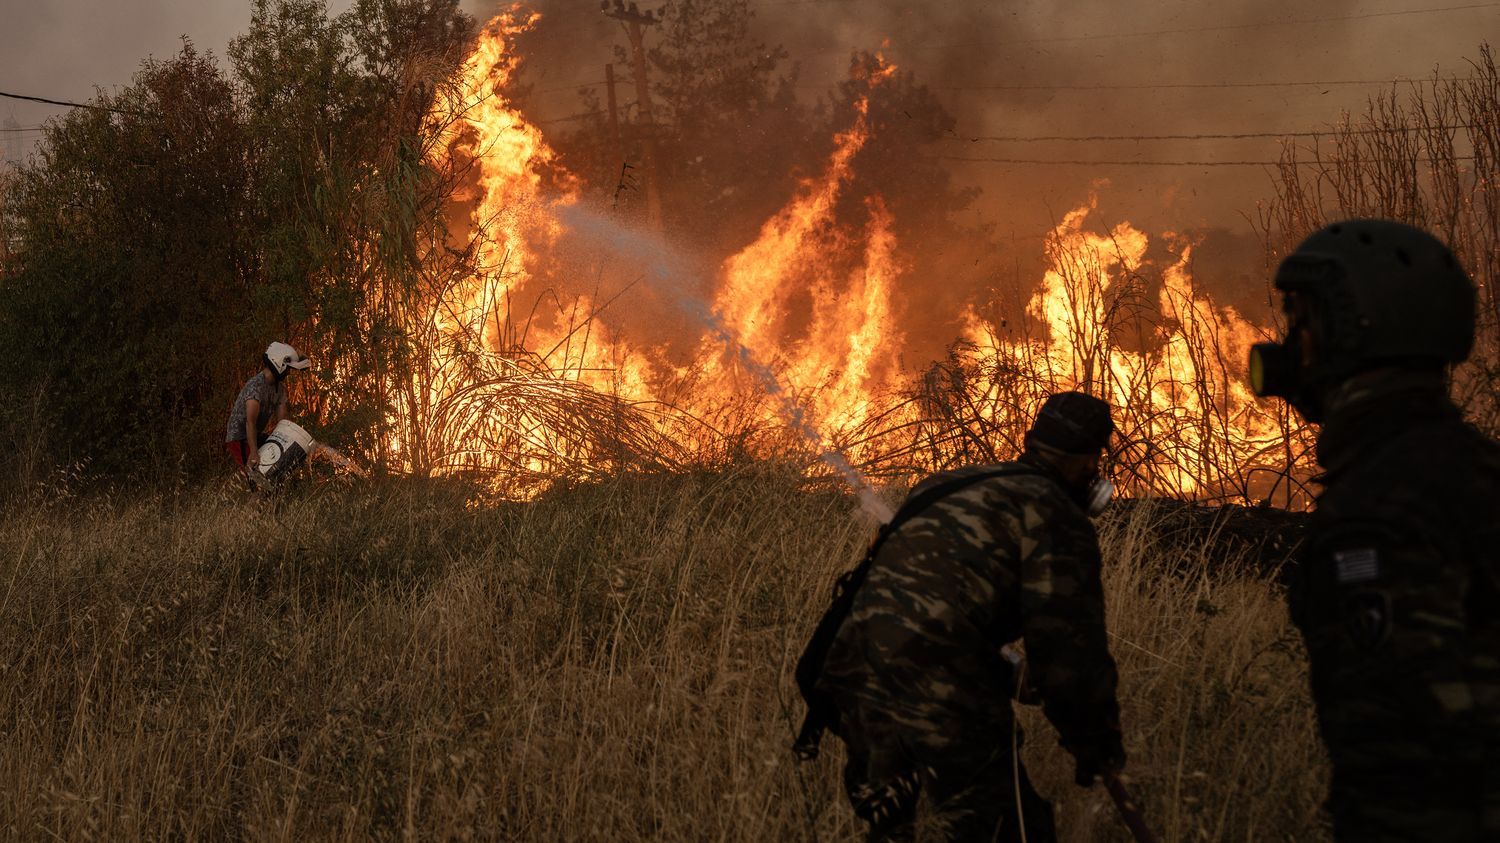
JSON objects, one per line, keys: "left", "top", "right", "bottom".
{"left": 0, "top": 467, "right": 1329, "bottom": 841}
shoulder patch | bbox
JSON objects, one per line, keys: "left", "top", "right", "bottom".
{"left": 1334, "top": 548, "right": 1380, "bottom": 584}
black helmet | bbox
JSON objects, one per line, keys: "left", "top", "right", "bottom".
{"left": 1026, "top": 391, "right": 1115, "bottom": 454}
{"left": 1249, "top": 219, "right": 1475, "bottom": 421}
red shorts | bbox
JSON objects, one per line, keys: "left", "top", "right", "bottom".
{"left": 226, "top": 440, "right": 251, "bottom": 469}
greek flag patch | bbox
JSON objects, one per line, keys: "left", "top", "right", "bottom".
{"left": 1335, "top": 548, "right": 1380, "bottom": 583}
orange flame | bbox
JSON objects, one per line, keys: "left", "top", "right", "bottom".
{"left": 402, "top": 22, "right": 1305, "bottom": 503}
{"left": 957, "top": 197, "right": 1307, "bottom": 500}
{"left": 707, "top": 57, "right": 904, "bottom": 432}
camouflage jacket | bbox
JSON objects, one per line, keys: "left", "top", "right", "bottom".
{"left": 1291, "top": 374, "right": 1500, "bottom": 782}
{"left": 817, "top": 456, "right": 1122, "bottom": 756}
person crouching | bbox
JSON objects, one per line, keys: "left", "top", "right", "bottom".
{"left": 814, "top": 392, "right": 1126, "bottom": 842}
{"left": 225, "top": 341, "right": 309, "bottom": 479}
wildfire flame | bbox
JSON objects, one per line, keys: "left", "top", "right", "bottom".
{"left": 708, "top": 57, "right": 903, "bottom": 432}
{"left": 403, "top": 14, "right": 1310, "bottom": 505}
{"left": 955, "top": 198, "right": 1309, "bottom": 501}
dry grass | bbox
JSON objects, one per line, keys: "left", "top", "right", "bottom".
{"left": 0, "top": 470, "right": 1327, "bottom": 841}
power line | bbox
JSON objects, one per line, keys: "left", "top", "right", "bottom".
{"left": 926, "top": 77, "right": 1454, "bottom": 93}
{"left": 522, "top": 5, "right": 1493, "bottom": 106}
{"left": 794, "top": 74, "right": 1461, "bottom": 93}
{"left": 942, "top": 155, "right": 1280, "bottom": 167}
{"left": 939, "top": 154, "right": 1478, "bottom": 167}
{"left": 806, "top": 1, "right": 1500, "bottom": 55}
{"left": 527, "top": 78, "right": 608, "bottom": 95}
{"left": 534, "top": 110, "right": 600, "bottom": 125}
{"left": 954, "top": 123, "right": 1480, "bottom": 143}
{"left": 0, "top": 90, "right": 149, "bottom": 117}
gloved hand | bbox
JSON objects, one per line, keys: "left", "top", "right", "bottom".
{"left": 1071, "top": 736, "right": 1125, "bottom": 787}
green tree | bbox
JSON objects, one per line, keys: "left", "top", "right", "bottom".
{"left": 645, "top": 0, "right": 812, "bottom": 253}
{"left": 550, "top": 10, "right": 998, "bottom": 358}
{"left": 0, "top": 44, "right": 252, "bottom": 478}
{"left": 825, "top": 54, "right": 996, "bottom": 356}
{"left": 0, "top": 0, "right": 476, "bottom": 482}
{"left": 229, "top": 0, "right": 474, "bottom": 466}
{"left": 551, "top": 0, "right": 814, "bottom": 255}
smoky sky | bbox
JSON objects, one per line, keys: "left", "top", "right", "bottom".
{"left": 505, "top": 0, "right": 1489, "bottom": 238}
{"left": 3, "top": 0, "right": 1491, "bottom": 237}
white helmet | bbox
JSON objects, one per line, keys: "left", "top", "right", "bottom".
{"left": 265, "top": 341, "right": 311, "bottom": 376}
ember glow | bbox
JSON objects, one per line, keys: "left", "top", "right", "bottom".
{"left": 404, "top": 12, "right": 1313, "bottom": 504}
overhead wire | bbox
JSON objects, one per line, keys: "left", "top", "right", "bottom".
{"left": 791, "top": 73, "right": 1465, "bottom": 94}
{"left": 800, "top": 1, "right": 1500, "bottom": 55}
{"left": 528, "top": 78, "right": 609, "bottom": 95}
{"left": 535, "top": 110, "right": 601, "bottom": 124}
{"left": 938, "top": 154, "right": 1478, "bottom": 168}
{"left": 925, "top": 78, "right": 1454, "bottom": 92}
{"left": 484, "top": 1, "right": 1498, "bottom": 119}
{"left": 0, "top": 90, "right": 149, "bottom": 117}
{"left": 8, "top": 4, "right": 1493, "bottom": 148}
{"left": 953, "top": 123, "right": 1480, "bottom": 143}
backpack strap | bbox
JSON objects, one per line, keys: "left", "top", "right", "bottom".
{"left": 792, "top": 464, "right": 1044, "bottom": 760}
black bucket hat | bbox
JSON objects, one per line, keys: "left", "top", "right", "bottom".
{"left": 1026, "top": 391, "right": 1115, "bottom": 455}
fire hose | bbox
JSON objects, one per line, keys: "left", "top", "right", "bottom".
{"left": 1104, "top": 772, "right": 1159, "bottom": 843}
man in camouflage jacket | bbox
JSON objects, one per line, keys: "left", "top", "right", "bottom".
{"left": 817, "top": 392, "right": 1125, "bottom": 842}
{"left": 1250, "top": 220, "right": 1500, "bottom": 841}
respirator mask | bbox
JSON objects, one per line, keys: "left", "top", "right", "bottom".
{"left": 1084, "top": 474, "right": 1114, "bottom": 517}
{"left": 1080, "top": 446, "right": 1115, "bottom": 518}
{"left": 1249, "top": 286, "right": 1317, "bottom": 403}
{"left": 1248, "top": 262, "right": 1345, "bottom": 423}
{"left": 1249, "top": 330, "right": 1329, "bottom": 422}
{"left": 1248, "top": 336, "right": 1301, "bottom": 401}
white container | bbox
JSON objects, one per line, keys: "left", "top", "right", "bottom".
{"left": 257, "top": 420, "right": 315, "bottom": 479}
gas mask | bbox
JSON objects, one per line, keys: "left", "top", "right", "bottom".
{"left": 1084, "top": 475, "right": 1114, "bottom": 517}
{"left": 1250, "top": 338, "right": 1330, "bottom": 423}
{"left": 1067, "top": 452, "right": 1115, "bottom": 517}
{"left": 1248, "top": 293, "right": 1332, "bottom": 423}
{"left": 1248, "top": 338, "right": 1298, "bottom": 400}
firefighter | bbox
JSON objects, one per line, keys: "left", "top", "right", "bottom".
{"left": 810, "top": 392, "right": 1125, "bottom": 842}
{"left": 225, "top": 341, "right": 309, "bottom": 477}
{"left": 1249, "top": 219, "right": 1500, "bottom": 841}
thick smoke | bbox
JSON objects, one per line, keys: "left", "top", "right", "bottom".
{"left": 488, "top": 0, "right": 1486, "bottom": 372}
{"left": 498, "top": 0, "right": 1482, "bottom": 240}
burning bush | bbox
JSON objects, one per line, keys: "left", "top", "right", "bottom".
{"left": 393, "top": 15, "right": 1317, "bottom": 504}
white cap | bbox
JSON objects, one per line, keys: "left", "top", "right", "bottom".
{"left": 265, "top": 341, "right": 310, "bottom": 375}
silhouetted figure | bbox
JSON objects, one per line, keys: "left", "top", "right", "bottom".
{"left": 1251, "top": 220, "right": 1500, "bottom": 841}
{"left": 798, "top": 392, "right": 1125, "bottom": 842}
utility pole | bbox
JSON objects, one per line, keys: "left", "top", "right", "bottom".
{"left": 601, "top": 0, "right": 663, "bottom": 233}
{"left": 0, "top": 172, "right": 8, "bottom": 268}
{"left": 604, "top": 62, "right": 622, "bottom": 161}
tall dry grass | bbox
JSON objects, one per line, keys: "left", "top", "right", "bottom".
{"left": 0, "top": 471, "right": 1325, "bottom": 841}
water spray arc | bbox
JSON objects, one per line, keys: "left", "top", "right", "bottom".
{"left": 556, "top": 202, "right": 896, "bottom": 522}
